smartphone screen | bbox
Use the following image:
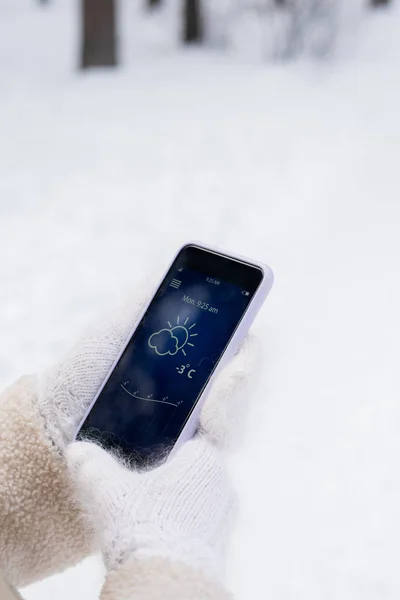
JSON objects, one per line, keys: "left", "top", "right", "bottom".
{"left": 77, "top": 245, "right": 263, "bottom": 463}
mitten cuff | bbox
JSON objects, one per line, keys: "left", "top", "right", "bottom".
{"left": 101, "top": 555, "right": 232, "bottom": 600}
{"left": 0, "top": 376, "right": 93, "bottom": 586}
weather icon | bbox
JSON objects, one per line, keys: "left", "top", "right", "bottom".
{"left": 148, "top": 316, "right": 197, "bottom": 357}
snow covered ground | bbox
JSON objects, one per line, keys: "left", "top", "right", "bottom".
{"left": 2, "top": 0, "right": 400, "bottom": 598}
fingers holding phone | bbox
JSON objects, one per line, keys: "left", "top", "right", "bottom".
{"left": 37, "top": 281, "right": 154, "bottom": 449}
{"left": 67, "top": 436, "right": 235, "bottom": 580}
{"left": 199, "top": 333, "right": 262, "bottom": 452}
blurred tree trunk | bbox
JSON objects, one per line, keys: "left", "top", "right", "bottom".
{"left": 81, "top": 0, "right": 118, "bottom": 69}
{"left": 147, "top": 0, "right": 162, "bottom": 7}
{"left": 370, "top": 0, "right": 391, "bottom": 5}
{"left": 183, "top": 0, "right": 204, "bottom": 43}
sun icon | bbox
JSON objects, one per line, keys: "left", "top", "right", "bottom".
{"left": 148, "top": 316, "right": 198, "bottom": 357}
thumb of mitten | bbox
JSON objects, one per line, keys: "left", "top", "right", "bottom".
{"left": 200, "top": 334, "right": 262, "bottom": 452}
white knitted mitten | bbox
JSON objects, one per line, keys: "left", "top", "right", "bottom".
{"left": 67, "top": 336, "right": 260, "bottom": 581}
{"left": 68, "top": 438, "right": 233, "bottom": 582}
{"left": 37, "top": 286, "right": 152, "bottom": 449}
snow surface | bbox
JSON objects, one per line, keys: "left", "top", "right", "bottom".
{"left": 2, "top": 0, "right": 400, "bottom": 598}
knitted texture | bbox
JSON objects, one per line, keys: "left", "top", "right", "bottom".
{"left": 37, "top": 286, "right": 152, "bottom": 449}
{"left": 68, "top": 438, "right": 234, "bottom": 583}
{"left": 67, "top": 334, "right": 261, "bottom": 584}
{"left": 199, "top": 335, "right": 261, "bottom": 452}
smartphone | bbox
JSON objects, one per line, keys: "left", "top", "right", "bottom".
{"left": 76, "top": 243, "right": 273, "bottom": 465}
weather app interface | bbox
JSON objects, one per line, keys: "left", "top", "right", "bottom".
{"left": 78, "top": 267, "right": 253, "bottom": 460}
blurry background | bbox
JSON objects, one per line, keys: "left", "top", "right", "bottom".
{"left": 1, "top": 0, "right": 400, "bottom": 598}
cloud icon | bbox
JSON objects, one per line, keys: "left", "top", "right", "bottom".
{"left": 148, "top": 328, "right": 179, "bottom": 356}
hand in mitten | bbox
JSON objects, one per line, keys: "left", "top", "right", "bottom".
{"left": 36, "top": 286, "right": 152, "bottom": 449}
{"left": 67, "top": 337, "right": 260, "bottom": 583}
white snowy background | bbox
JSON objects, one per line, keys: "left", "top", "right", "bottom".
{"left": 1, "top": 0, "right": 400, "bottom": 598}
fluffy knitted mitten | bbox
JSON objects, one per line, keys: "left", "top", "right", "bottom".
{"left": 36, "top": 286, "right": 152, "bottom": 449}
{"left": 68, "top": 438, "right": 232, "bottom": 582}
{"left": 67, "top": 336, "right": 260, "bottom": 582}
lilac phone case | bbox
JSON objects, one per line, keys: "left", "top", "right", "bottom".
{"left": 75, "top": 242, "right": 274, "bottom": 457}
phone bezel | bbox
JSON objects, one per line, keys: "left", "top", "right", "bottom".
{"left": 170, "top": 243, "right": 264, "bottom": 293}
